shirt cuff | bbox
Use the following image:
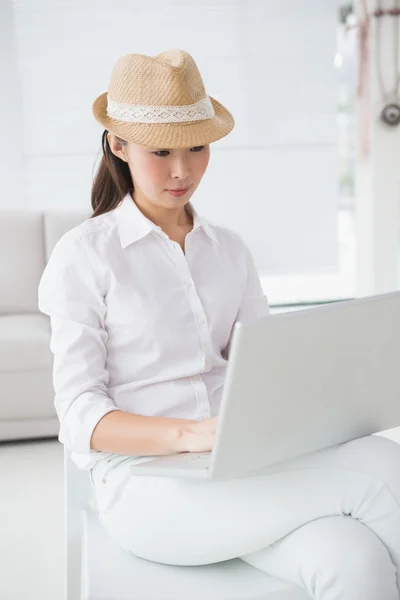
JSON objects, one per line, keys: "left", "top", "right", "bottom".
{"left": 58, "top": 393, "right": 122, "bottom": 454}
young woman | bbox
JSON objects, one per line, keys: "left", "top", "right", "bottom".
{"left": 38, "top": 49, "right": 400, "bottom": 600}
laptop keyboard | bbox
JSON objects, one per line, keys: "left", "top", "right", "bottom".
{"left": 182, "top": 453, "right": 210, "bottom": 463}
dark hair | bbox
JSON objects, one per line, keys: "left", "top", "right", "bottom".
{"left": 90, "top": 130, "right": 133, "bottom": 218}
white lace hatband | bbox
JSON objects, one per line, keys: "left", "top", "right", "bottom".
{"left": 106, "top": 96, "right": 215, "bottom": 124}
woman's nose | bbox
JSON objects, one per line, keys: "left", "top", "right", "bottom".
{"left": 171, "top": 156, "right": 190, "bottom": 180}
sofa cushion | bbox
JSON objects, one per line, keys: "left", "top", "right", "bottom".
{"left": 0, "top": 314, "right": 53, "bottom": 372}
{"left": 0, "top": 371, "right": 57, "bottom": 421}
{"left": 44, "top": 211, "right": 89, "bottom": 261}
{"left": 0, "top": 212, "right": 45, "bottom": 314}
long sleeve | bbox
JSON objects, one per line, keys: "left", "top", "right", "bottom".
{"left": 222, "top": 237, "right": 270, "bottom": 360}
{"left": 38, "top": 232, "right": 121, "bottom": 454}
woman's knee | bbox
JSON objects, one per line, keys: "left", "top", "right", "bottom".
{"left": 347, "top": 435, "right": 400, "bottom": 496}
{"left": 295, "top": 516, "right": 397, "bottom": 599}
{"left": 242, "top": 516, "right": 398, "bottom": 600}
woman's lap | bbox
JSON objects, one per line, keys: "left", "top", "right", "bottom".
{"left": 91, "top": 435, "right": 400, "bottom": 568}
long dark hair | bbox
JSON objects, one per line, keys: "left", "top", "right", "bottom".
{"left": 90, "top": 130, "right": 133, "bottom": 218}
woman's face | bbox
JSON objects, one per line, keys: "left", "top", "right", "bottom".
{"left": 108, "top": 134, "right": 210, "bottom": 211}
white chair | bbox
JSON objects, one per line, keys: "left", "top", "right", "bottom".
{"left": 65, "top": 448, "right": 310, "bottom": 600}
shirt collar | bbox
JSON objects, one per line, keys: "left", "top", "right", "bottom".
{"left": 114, "top": 192, "right": 219, "bottom": 249}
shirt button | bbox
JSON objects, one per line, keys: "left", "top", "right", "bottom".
{"left": 185, "top": 280, "right": 193, "bottom": 288}
{"left": 198, "top": 316, "right": 206, "bottom": 324}
{"left": 200, "top": 406, "right": 208, "bottom": 413}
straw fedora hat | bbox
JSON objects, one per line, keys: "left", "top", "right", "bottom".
{"left": 92, "top": 49, "right": 234, "bottom": 149}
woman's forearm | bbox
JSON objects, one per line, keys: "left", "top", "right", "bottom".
{"left": 90, "top": 409, "right": 196, "bottom": 456}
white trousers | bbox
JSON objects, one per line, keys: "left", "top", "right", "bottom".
{"left": 89, "top": 435, "right": 400, "bottom": 600}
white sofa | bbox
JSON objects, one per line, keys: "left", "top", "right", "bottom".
{"left": 0, "top": 210, "right": 89, "bottom": 441}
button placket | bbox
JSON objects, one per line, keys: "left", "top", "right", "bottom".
{"left": 172, "top": 245, "right": 193, "bottom": 290}
{"left": 190, "top": 374, "right": 210, "bottom": 417}
{"left": 171, "top": 239, "right": 214, "bottom": 376}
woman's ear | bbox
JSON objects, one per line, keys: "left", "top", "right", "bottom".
{"left": 107, "top": 133, "right": 128, "bottom": 162}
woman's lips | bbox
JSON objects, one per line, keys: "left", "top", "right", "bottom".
{"left": 166, "top": 186, "right": 190, "bottom": 197}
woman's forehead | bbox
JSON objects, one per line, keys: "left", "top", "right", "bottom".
{"left": 133, "top": 143, "right": 207, "bottom": 152}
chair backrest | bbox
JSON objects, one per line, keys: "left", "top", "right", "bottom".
{"left": 64, "top": 447, "right": 93, "bottom": 600}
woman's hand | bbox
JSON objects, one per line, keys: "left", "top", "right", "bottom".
{"left": 175, "top": 416, "right": 218, "bottom": 453}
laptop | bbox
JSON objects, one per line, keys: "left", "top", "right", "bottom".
{"left": 130, "top": 290, "right": 400, "bottom": 481}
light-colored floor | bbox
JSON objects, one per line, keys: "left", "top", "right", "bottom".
{"left": 0, "top": 438, "right": 64, "bottom": 600}
{"left": 1, "top": 428, "right": 399, "bottom": 600}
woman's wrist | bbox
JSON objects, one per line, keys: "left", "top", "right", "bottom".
{"left": 173, "top": 420, "right": 196, "bottom": 453}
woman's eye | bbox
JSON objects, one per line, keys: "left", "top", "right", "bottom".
{"left": 152, "top": 146, "right": 205, "bottom": 157}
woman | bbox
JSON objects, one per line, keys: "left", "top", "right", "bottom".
{"left": 38, "top": 49, "right": 400, "bottom": 600}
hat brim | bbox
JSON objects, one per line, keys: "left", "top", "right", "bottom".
{"left": 92, "top": 92, "right": 234, "bottom": 148}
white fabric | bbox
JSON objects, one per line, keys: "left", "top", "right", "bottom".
{"left": 0, "top": 369, "right": 55, "bottom": 421}
{"left": 82, "top": 514, "right": 308, "bottom": 600}
{"left": 0, "top": 416, "right": 58, "bottom": 440}
{"left": 37, "top": 193, "right": 269, "bottom": 470}
{"left": 90, "top": 435, "right": 400, "bottom": 600}
{"left": 43, "top": 210, "right": 90, "bottom": 261}
{"left": 0, "top": 314, "right": 52, "bottom": 372}
{"left": 0, "top": 211, "right": 45, "bottom": 314}
{"left": 107, "top": 95, "right": 215, "bottom": 123}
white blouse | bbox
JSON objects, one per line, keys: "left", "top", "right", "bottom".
{"left": 38, "top": 193, "right": 269, "bottom": 470}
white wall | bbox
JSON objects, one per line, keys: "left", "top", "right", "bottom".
{"left": 4, "top": 0, "right": 339, "bottom": 275}
{"left": 1, "top": 1, "right": 25, "bottom": 207}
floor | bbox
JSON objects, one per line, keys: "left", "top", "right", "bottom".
{"left": 0, "top": 438, "right": 64, "bottom": 600}
{"left": 1, "top": 428, "right": 400, "bottom": 600}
